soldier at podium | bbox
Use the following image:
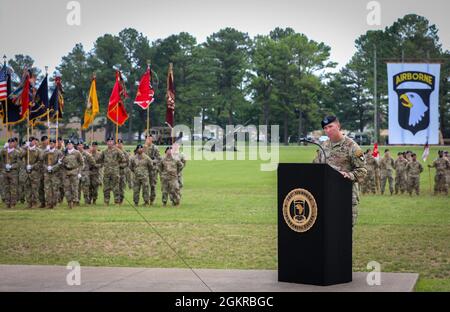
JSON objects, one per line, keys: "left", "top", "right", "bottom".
{"left": 318, "top": 115, "right": 367, "bottom": 226}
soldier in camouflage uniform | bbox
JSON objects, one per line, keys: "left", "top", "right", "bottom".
{"left": 1, "top": 138, "right": 21, "bottom": 208}
{"left": 428, "top": 151, "right": 450, "bottom": 195}
{"left": 144, "top": 134, "right": 161, "bottom": 205}
{"left": 77, "top": 142, "right": 96, "bottom": 204}
{"left": 445, "top": 151, "right": 450, "bottom": 188}
{"left": 379, "top": 149, "right": 395, "bottom": 195}
{"left": 130, "top": 144, "right": 154, "bottom": 205}
{"left": 406, "top": 153, "right": 423, "bottom": 196}
{"left": 89, "top": 142, "right": 103, "bottom": 205}
{"left": 116, "top": 139, "right": 129, "bottom": 205}
{"left": 17, "top": 140, "right": 27, "bottom": 204}
{"left": 159, "top": 147, "right": 184, "bottom": 206}
{"left": 172, "top": 143, "right": 186, "bottom": 195}
{"left": 394, "top": 152, "right": 408, "bottom": 194}
{"left": 318, "top": 116, "right": 367, "bottom": 226}
{"left": 38, "top": 136, "right": 49, "bottom": 208}
{"left": 98, "top": 137, "right": 127, "bottom": 205}
{"left": 42, "top": 139, "right": 64, "bottom": 208}
{"left": 62, "top": 140, "right": 84, "bottom": 208}
{"left": 22, "top": 137, "right": 43, "bottom": 208}
{"left": 362, "top": 149, "right": 378, "bottom": 194}
{"left": 56, "top": 137, "right": 66, "bottom": 203}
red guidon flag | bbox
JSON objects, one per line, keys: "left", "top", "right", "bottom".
{"left": 165, "top": 63, "right": 175, "bottom": 127}
{"left": 372, "top": 142, "right": 379, "bottom": 160}
{"left": 107, "top": 71, "right": 128, "bottom": 126}
{"left": 134, "top": 66, "right": 154, "bottom": 109}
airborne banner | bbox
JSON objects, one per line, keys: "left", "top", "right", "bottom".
{"left": 387, "top": 63, "right": 440, "bottom": 144}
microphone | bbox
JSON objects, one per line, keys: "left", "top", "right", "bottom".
{"left": 300, "top": 137, "right": 327, "bottom": 163}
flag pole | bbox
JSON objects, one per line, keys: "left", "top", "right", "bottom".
{"left": 3, "top": 55, "right": 9, "bottom": 164}
{"left": 146, "top": 60, "right": 150, "bottom": 137}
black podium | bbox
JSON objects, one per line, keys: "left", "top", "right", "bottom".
{"left": 277, "top": 163, "right": 352, "bottom": 286}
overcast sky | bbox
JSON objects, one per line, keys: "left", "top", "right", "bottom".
{"left": 0, "top": 0, "right": 448, "bottom": 75}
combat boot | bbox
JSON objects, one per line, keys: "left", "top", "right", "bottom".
{"left": 68, "top": 202, "right": 73, "bottom": 209}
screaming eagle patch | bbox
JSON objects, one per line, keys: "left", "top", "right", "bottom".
{"left": 394, "top": 71, "right": 434, "bottom": 135}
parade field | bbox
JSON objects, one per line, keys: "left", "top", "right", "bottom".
{"left": 0, "top": 145, "right": 448, "bottom": 292}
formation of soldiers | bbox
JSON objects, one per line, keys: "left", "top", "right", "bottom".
{"left": 361, "top": 149, "right": 450, "bottom": 196}
{"left": 0, "top": 134, "right": 186, "bottom": 209}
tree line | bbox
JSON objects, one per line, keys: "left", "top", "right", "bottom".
{"left": 6, "top": 14, "right": 449, "bottom": 144}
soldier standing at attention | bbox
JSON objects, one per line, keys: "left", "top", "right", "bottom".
{"left": 379, "top": 149, "right": 395, "bottom": 195}
{"left": 144, "top": 134, "right": 161, "bottom": 205}
{"left": 77, "top": 142, "right": 96, "bottom": 204}
{"left": 89, "top": 142, "right": 103, "bottom": 205}
{"left": 159, "top": 147, "right": 183, "bottom": 206}
{"left": 42, "top": 139, "right": 64, "bottom": 208}
{"left": 406, "top": 153, "right": 423, "bottom": 196}
{"left": 363, "top": 148, "right": 378, "bottom": 195}
{"left": 394, "top": 152, "right": 408, "bottom": 194}
{"left": 428, "top": 150, "right": 450, "bottom": 195}
{"left": 38, "top": 136, "right": 50, "bottom": 208}
{"left": 130, "top": 144, "right": 154, "bottom": 206}
{"left": 116, "top": 139, "right": 129, "bottom": 205}
{"left": 22, "top": 137, "right": 43, "bottom": 209}
{"left": 1, "top": 138, "right": 21, "bottom": 208}
{"left": 56, "top": 137, "right": 66, "bottom": 203}
{"left": 98, "top": 137, "right": 126, "bottom": 206}
{"left": 318, "top": 115, "right": 367, "bottom": 226}
{"left": 444, "top": 151, "right": 450, "bottom": 189}
{"left": 62, "top": 140, "right": 84, "bottom": 208}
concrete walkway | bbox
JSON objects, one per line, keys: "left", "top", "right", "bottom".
{"left": 0, "top": 265, "right": 418, "bottom": 292}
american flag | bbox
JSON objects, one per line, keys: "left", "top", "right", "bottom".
{"left": 0, "top": 65, "right": 7, "bottom": 101}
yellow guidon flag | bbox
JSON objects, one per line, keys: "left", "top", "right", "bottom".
{"left": 82, "top": 77, "right": 99, "bottom": 130}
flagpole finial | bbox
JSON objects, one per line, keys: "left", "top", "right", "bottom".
{"left": 3, "top": 55, "right": 6, "bottom": 64}
{"left": 45, "top": 66, "right": 48, "bottom": 74}
{"left": 93, "top": 72, "right": 96, "bottom": 79}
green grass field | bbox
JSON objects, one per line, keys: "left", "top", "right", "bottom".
{"left": 0, "top": 145, "right": 449, "bottom": 291}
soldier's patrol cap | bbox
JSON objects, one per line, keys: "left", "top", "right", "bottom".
{"left": 385, "top": 149, "right": 390, "bottom": 153}
{"left": 321, "top": 115, "right": 337, "bottom": 128}
{"left": 106, "top": 137, "right": 114, "bottom": 142}
{"left": 165, "top": 146, "right": 172, "bottom": 153}
{"left": 13, "top": 137, "right": 18, "bottom": 142}
{"left": 145, "top": 134, "right": 153, "bottom": 138}
{"left": 58, "top": 137, "right": 63, "bottom": 141}
{"left": 136, "top": 144, "right": 143, "bottom": 149}
{"left": 66, "top": 139, "right": 75, "bottom": 145}
{"left": 29, "top": 136, "right": 37, "bottom": 142}
{"left": 41, "top": 135, "right": 48, "bottom": 141}
{"left": 49, "top": 139, "right": 56, "bottom": 143}
{"left": 7, "top": 138, "right": 14, "bottom": 143}
{"left": 84, "top": 144, "right": 89, "bottom": 149}
{"left": 117, "top": 139, "right": 123, "bottom": 144}
{"left": 411, "top": 153, "right": 417, "bottom": 157}
{"left": 77, "top": 140, "right": 84, "bottom": 145}
{"left": 92, "top": 141, "right": 98, "bottom": 146}
{"left": 397, "top": 152, "right": 403, "bottom": 156}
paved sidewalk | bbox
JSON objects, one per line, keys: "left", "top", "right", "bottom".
{"left": 0, "top": 265, "right": 418, "bottom": 292}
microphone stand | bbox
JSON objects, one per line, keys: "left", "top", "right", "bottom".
{"left": 300, "top": 138, "right": 327, "bottom": 163}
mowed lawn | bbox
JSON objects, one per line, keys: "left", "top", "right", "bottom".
{"left": 0, "top": 145, "right": 448, "bottom": 291}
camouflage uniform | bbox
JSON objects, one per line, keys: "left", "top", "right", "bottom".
{"left": 130, "top": 153, "right": 153, "bottom": 205}
{"left": 78, "top": 150, "right": 96, "bottom": 204}
{"left": 394, "top": 157, "right": 408, "bottom": 194}
{"left": 159, "top": 153, "right": 183, "bottom": 206}
{"left": 320, "top": 136, "right": 367, "bottom": 226}
{"left": 89, "top": 149, "right": 103, "bottom": 204}
{"left": 38, "top": 143, "right": 48, "bottom": 207}
{"left": 363, "top": 153, "right": 378, "bottom": 194}
{"left": 17, "top": 148, "right": 27, "bottom": 204}
{"left": 22, "top": 146, "right": 43, "bottom": 208}
{"left": 144, "top": 144, "right": 161, "bottom": 204}
{"left": 62, "top": 149, "right": 84, "bottom": 207}
{"left": 42, "top": 148, "right": 64, "bottom": 208}
{"left": 174, "top": 153, "right": 186, "bottom": 193}
{"left": 117, "top": 149, "right": 130, "bottom": 203}
{"left": 379, "top": 155, "right": 395, "bottom": 195}
{"left": 56, "top": 146, "right": 66, "bottom": 203}
{"left": 406, "top": 160, "right": 423, "bottom": 196}
{"left": 98, "top": 147, "right": 126, "bottom": 204}
{"left": 429, "top": 157, "right": 450, "bottom": 195}
{"left": 1, "top": 147, "right": 21, "bottom": 207}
